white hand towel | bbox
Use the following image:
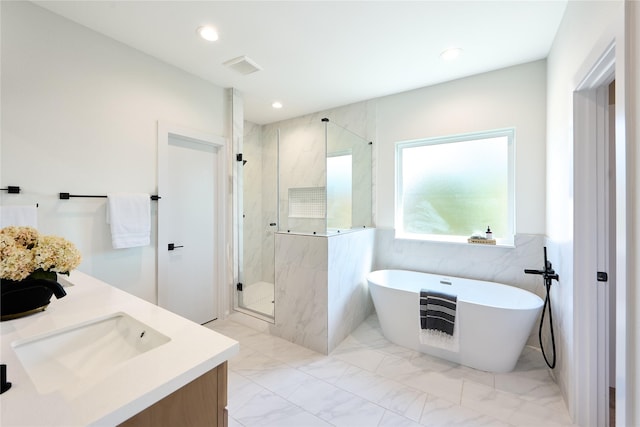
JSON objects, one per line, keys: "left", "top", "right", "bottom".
{"left": 106, "top": 193, "right": 150, "bottom": 249}
{"left": 0, "top": 205, "right": 38, "bottom": 228}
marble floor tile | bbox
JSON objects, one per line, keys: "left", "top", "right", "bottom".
{"left": 208, "top": 321, "right": 262, "bottom": 344}
{"left": 233, "top": 388, "right": 331, "bottom": 427}
{"left": 228, "top": 347, "right": 285, "bottom": 375}
{"left": 290, "top": 380, "right": 386, "bottom": 426}
{"left": 404, "top": 370, "right": 464, "bottom": 404}
{"left": 420, "top": 394, "right": 510, "bottom": 426}
{"left": 234, "top": 327, "right": 296, "bottom": 352}
{"left": 379, "top": 410, "right": 424, "bottom": 427}
{"left": 494, "top": 371, "right": 563, "bottom": 404}
{"left": 332, "top": 346, "right": 387, "bottom": 372}
{"left": 210, "top": 314, "right": 574, "bottom": 427}
{"left": 376, "top": 353, "right": 426, "bottom": 379}
{"left": 247, "top": 337, "right": 327, "bottom": 367}
{"left": 451, "top": 365, "right": 496, "bottom": 388}
{"left": 297, "top": 356, "right": 353, "bottom": 383}
{"left": 228, "top": 416, "right": 243, "bottom": 427}
{"left": 460, "top": 380, "right": 530, "bottom": 423}
{"left": 226, "top": 372, "right": 269, "bottom": 413}
{"left": 374, "top": 354, "right": 464, "bottom": 403}
{"left": 506, "top": 399, "right": 574, "bottom": 427}
{"left": 240, "top": 363, "right": 317, "bottom": 399}
{"left": 334, "top": 365, "right": 428, "bottom": 421}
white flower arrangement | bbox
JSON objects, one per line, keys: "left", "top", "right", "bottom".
{"left": 0, "top": 226, "right": 82, "bottom": 282}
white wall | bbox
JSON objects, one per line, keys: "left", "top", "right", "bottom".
{"left": 376, "top": 60, "right": 547, "bottom": 234}
{"left": 0, "top": 2, "right": 228, "bottom": 302}
{"left": 545, "top": 0, "right": 626, "bottom": 422}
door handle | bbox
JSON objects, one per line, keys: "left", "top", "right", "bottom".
{"left": 168, "top": 243, "right": 184, "bottom": 251}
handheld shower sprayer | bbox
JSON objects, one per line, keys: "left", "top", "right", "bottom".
{"left": 525, "top": 247, "right": 559, "bottom": 369}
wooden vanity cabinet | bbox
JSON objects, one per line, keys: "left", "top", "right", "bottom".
{"left": 119, "top": 362, "right": 228, "bottom": 427}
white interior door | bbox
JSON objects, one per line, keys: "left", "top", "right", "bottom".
{"left": 157, "top": 123, "right": 226, "bottom": 324}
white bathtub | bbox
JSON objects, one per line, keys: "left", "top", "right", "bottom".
{"left": 367, "top": 269, "right": 543, "bottom": 373}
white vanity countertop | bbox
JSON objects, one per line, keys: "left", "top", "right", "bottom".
{"left": 0, "top": 271, "right": 239, "bottom": 426}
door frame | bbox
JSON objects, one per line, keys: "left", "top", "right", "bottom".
{"left": 157, "top": 121, "right": 227, "bottom": 322}
{"left": 573, "top": 37, "right": 628, "bottom": 426}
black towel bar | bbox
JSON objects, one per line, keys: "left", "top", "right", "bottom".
{"left": 59, "top": 193, "right": 160, "bottom": 200}
{"left": 1, "top": 186, "right": 20, "bottom": 194}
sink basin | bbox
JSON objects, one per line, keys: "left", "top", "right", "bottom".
{"left": 12, "top": 312, "right": 171, "bottom": 394}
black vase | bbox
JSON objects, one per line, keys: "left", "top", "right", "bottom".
{"left": 1, "top": 274, "right": 67, "bottom": 321}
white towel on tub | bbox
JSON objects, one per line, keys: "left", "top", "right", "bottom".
{"left": 106, "top": 193, "right": 150, "bottom": 249}
{"left": 419, "top": 290, "right": 460, "bottom": 352}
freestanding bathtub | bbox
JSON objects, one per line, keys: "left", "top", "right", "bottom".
{"left": 367, "top": 269, "right": 543, "bottom": 373}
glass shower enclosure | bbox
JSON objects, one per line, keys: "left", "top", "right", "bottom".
{"left": 278, "top": 118, "right": 372, "bottom": 235}
{"left": 236, "top": 118, "right": 372, "bottom": 320}
{"left": 236, "top": 124, "right": 278, "bottom": 319}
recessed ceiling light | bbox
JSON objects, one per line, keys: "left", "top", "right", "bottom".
{"left": 197, "top": 26, "right": 218, "bottom": 42}
{"left": 272, "top": 101, "right": 283, "bottom": 109}
{"left": 440, "top": 47, "right": 463, "bottom": 61}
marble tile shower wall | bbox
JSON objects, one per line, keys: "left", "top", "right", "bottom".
{"left": 277, "top": 119, "right": 326, "bottom": 234}
{"left": 374, "top": 229, "right": 548, "bottom": 346}
{"left": 260, "top": 126, "right": 278, "bottom": 283}
{"left": 274, "top": 232, "right": 329, "bottom": 353}
{"left": 261, "top": 100, "right": 375, "bottom": 234}
{"left": 242, "top": 121, "right": 264, "bottom": 287}
{"left": 327, "top": 229, "right": 375, "bottom": 350}
{"left": 273, "top": 229, "right": 375, "bottom": 354}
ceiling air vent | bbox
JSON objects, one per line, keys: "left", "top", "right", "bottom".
{"left": 223, "top": 55, "right": 262, "bottom": 75}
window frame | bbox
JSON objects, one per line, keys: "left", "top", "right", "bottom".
{"left": 395, "top": 128, "right": 515, "bottom": 246}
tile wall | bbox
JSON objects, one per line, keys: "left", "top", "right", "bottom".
{"left": 272, "top": 229, "right": 375, "bottom": 354}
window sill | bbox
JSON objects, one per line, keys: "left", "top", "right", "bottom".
{"left": 394, "top": 232, "right": 515, "bottom": 248}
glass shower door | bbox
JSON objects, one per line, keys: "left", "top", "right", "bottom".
{"left": 237, "top": 124, "right": 277, "bottom": 320}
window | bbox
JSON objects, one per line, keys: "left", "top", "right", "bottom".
{"left": 396, "top": 129, "right": 514, "bottom": 245}
{"left": 326, "top": 152, "right": 353, "bottom": 229}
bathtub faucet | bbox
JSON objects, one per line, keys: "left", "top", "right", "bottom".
{"left": 524, "top": 247, "right": 559, "bottom": 284}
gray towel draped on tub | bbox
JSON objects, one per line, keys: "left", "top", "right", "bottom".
{"left": 420, "top": 290, "right": 457, "bottom": 335}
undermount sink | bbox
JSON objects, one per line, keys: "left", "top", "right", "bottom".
{"left": 12, "top": 312, "right": 171, "bottom": 394}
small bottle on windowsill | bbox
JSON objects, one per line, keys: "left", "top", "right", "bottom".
{"left": 486, "top": 226, "right": 493, "bottom": 240}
